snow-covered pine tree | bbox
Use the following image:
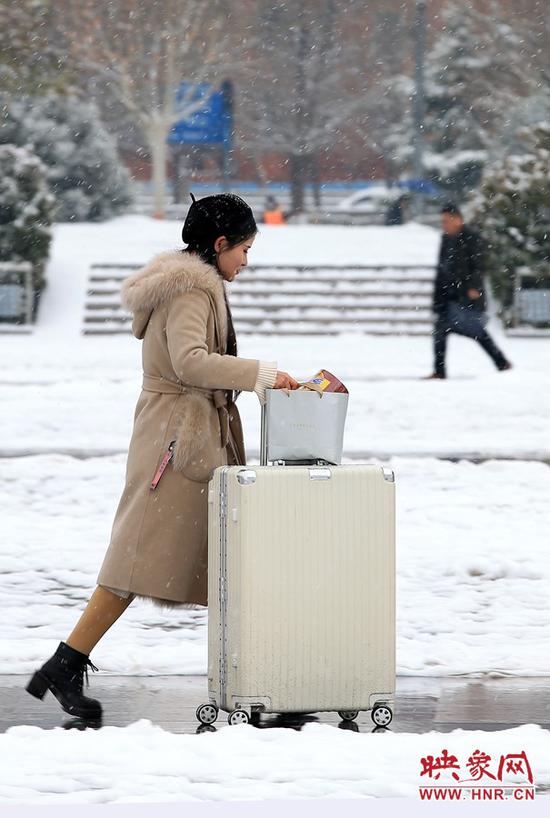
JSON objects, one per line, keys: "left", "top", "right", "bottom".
{"left": 0, "top": 144, "right": 55, "bottom": 316}
{"left": 470, "top": 122, "right": 550, "bottom": 309}
{"left": 502, "top": 90, "right": 550, "bottom": 155}
{"left": 0, "top": 93, "right": 132, "bottom": 222}
{"left": 423, "top": 1, "right": 535, "bottom": 197}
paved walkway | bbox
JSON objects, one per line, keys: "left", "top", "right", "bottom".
{"left": 5, "top": 675, "right": 550, "bottom": 734}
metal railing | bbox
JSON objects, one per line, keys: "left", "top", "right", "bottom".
{"left": 511, "top": 271, "right": 550, "bottom": 328}
{"left": 0, "top": 262, "right": 34, "bottom": 324}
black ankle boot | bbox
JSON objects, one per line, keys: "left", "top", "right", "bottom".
{"left": 26, "top": 642, "right": 102, "bottom": 719}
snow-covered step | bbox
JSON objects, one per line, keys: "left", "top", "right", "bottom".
{"left": 84, "top": 301, "right": 432, "bottom": 317}
{"left": 83, "top": 262, "right": 436, "bottom": 336}
{"left": 88, "top": 263, "right": 435, "bottom": 278}
{"left": 83, "top": 314, "right": 129, "bottom": 325}
{"left": 231, "top": 296, "right": 431, "bottom": 309}
{"left": 84, "top": 321, "right": 434, "bottom": 336}
{"left": 84, "top": 308, "right": 432, "bottom": 324}
{"left": 86, "top": 272, "right": 434, "bottom": 286}
{"left": 83, "top": 325, "right": 344, "bottom": 336}
{"left": 235, "top": 320, "right": 434, "bottom": 334}
{"left": 87, "top": 294, "right": 431, "bottom": 310}
{"left": 237, "top": 268, "right": 435, "bottom": 281}
{"left": 136, "top": 307, "right": 424, "bottom": 321}
{"left": 87, "top": 282, "right": 434, "bottom": 298}
{"left": 233, "top": 308, "right": 432, "bottom": 320}
{"left": 231, "top": 312, "right": 431, "bottom": 324}
{"left": 85, "top": 304, "right": 129, "bottom": 315}
{"left": 232, "top": 282, "right": 434, "bottom": 294}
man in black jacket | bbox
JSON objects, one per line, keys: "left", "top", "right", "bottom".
{"left": 426, "top": 203, "right": 512, "bottom": 379}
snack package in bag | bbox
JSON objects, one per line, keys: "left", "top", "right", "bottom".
{"left": 299, "top": 369, "right": 348, "bottom": 394}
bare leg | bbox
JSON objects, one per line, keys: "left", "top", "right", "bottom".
{"left": 66, "top": 586, "right": 134, "bottom": 656}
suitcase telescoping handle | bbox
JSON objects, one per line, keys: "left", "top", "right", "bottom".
{"left": 260, "top": 401, "right": 268, "bottom": 466}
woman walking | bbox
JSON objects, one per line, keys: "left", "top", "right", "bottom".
{"left": 26, "top": 193, "right": 299, "bottom": 720}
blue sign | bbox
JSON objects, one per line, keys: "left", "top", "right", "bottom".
{"left": 168, "top": 82, "right": 232, "bottom": 147}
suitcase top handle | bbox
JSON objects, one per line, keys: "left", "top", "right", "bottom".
{"left": 237, "top": 470, "right": 257, "bottom": 485}
{"left": 309, "top": 467, "right": 332, "bottom": 480}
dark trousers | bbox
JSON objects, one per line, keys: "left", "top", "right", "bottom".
{"left": 433, "top": 302, "right": 509, "bottom": 376}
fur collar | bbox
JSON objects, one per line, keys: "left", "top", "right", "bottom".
{"left": 121, "top": 249, "right": 227, "bottom": 342}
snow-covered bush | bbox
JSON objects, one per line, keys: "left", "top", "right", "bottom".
{"left": 471, "top": 122, "right": 550, "bottom": 306}
{"left": 0, "top": 144, "right": 55, "bottom": 307}
{"left": 0, "top": 93, "right": 132, "bottom": 222}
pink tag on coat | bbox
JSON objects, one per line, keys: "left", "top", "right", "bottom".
{"left": 150, "top": 443, "right": 174, "bottom": 490}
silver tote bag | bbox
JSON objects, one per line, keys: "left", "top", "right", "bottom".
{"left": 263, "top": 388, "right": 348, "bottom": 464}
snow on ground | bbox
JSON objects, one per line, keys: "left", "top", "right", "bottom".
{"left": 2, "top": 454, "right": 549, "bottom": 677}
{"left": 1, "top": 720, "right": 549, "bottom": 803}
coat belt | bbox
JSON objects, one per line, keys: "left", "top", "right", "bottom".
{"left": 142, "top": 374, "right": 230, "bottom": 448}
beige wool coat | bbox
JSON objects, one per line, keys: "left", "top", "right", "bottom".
{"left": 97, "top": 250, "right": 269, "bottom": 607}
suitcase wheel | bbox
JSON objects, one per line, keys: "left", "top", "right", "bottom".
{"left": 338, "top": 710, "right": 359, "bottom": 722}
{"left": 371, "top": 704, "right": 393, "bottom": 727}
{"left": 228, "top": 708, "right": 250, "bottom": 726}
{"left": 196, "top": 703, "right": 219, "bottom": 725}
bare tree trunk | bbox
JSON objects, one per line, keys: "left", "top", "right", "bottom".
{"left": 310, "top": 153, "right": 321, "bottom": 207}
{"left": 290, "top": 154, "right": 306, "bottom": 211}
{"left": 171, "top": 145, "right": 180, "bottom": 205}
{"left": 174, "top": 147, "right": 191, "bottom": 205}
{"left": 291, "top": 10, "right": 308, "bottom": 214}
{"left": 149, "top": 121, "right": 168, "bottom": 219}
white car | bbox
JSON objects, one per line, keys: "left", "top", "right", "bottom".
{"left": 336, "top": 186, "right": 403, "bottom": 213}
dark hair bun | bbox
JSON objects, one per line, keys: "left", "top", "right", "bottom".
{"left": 182, "top": 193, "right": 257, "bottom": 245}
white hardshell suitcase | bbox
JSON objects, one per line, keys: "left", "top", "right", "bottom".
{"left": 196, "top": 409, "right": 396, "bottom": 728}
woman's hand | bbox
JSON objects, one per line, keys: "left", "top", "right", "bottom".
{"left": 274, "top": 370, "right": 300, "bottom": 390}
